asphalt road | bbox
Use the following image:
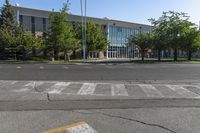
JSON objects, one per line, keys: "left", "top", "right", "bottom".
{"left": 0, "top": 63, "right": 200, "bottom": 81}
{"left": 1, "top": 108, "right": 200, "bottom": 133}
{"left": 1, "top": 63, "right": 200, "bottom": 133}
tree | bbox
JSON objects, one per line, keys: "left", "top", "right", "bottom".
{"left": 128, "top": 32, "right": 151, "bottom": 61}
{"left": 0, "top": 28, "right": 16, "bottom": 59}
{"left": 76, "top": 21, "right": 108, "bottom": 58}
{"left": 149, "top": 17, "right": 169, "bottom": 61}
{"left": 181, "top": 24, "right": 200, "bottom": 60}
{"left": 150, "top": 11, "right": 191, "bottom": 61}
{"left": 46, "top": 2, "right": 80, "bottom": 61}
{"left": 0, "top": 0, "right": 20, "bottom": 34}
{"left": 62, "top": 23, "right": 80, "bottom": 61}
{"left": 15, "top": 32, "right": 44, "bottom": 60}
{"left": 0, "top": 0, "right": 21, "bottom": 58}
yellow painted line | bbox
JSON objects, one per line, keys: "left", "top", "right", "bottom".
{"left": 41, "top": 121, "right": 86, "bottom": 133}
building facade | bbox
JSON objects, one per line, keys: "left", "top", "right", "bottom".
{"left": 13, "top": 6, "right": 152, "bottom": 59}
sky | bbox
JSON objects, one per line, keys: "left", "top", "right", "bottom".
{"left": 0, "top": 0, "right": 200, "bottom": 26}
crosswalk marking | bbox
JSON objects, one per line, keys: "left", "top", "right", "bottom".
{"left": 1, "top": 80, "right": 200, "bottom": 98}
{"left": 111, "top": 84, "right": 128, "bottom": 96}
{"left": 24, "top": 81, "right": 44, "bottom": 88}
{"left": 11, "top": 81, "right": 18, "bottom": 85}
{"left": 13, "top": 88, "right": 30, "bottom": 92}
{"left": 77, "top": 83, "right": 96, "bottom": 95}
{"left": 48, "top": 82, "right": 71, "bottom": 94}
{"left": 139, "top": 84, "right": 164, "bottom": 97}
{"left": 24, "top": 81, "right": 35, "bottom": 87}
{"left": 166, "top": 85, "right": 199, "bottom": 97}
{"left": 12, "top": 81, "right": 41, "bottom": 93}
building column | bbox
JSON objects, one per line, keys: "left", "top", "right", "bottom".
{"left": 16, "top": 9, "right": 20, "bottom": 25}
{"left": 106, "top": 23, "right": 110, "bottom": 59}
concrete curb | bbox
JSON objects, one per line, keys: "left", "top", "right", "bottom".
{"left": 1, "top": 97, "right": 200, "bottom": 111}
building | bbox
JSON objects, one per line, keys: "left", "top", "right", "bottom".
{"left": 13, "top": 6, "right": 152, "bottom": 59}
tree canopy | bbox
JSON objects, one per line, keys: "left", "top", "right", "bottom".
{"left": 128, "top": 32, "right": 151, "bottom": 61}
{"left": 46, "top": 3, "right": 80, "bottom": 61}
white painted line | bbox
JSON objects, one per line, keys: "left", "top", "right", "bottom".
{"left": 24, "top": 81, "right": 35, "bottom": 87}
{"left": 40, "top": 66, "right": 44, "bottom": 69}
{"left": 77, "top": 83, "right": 96, "bottom": 95}
{"left": 166, "top": 85, "right": 199, "bottom": 97}
{"left": 139, "top": 84, "right": 164, "bottom": 97}
{"left": 63, "top": 66, "right": 69, "bottom": 69}
{"left": 16, "top": 66, "right": 21, "bottom": 69}
{"left": 48, "top": 82, "right": 71, "bottom": 94}
{"left": 13, "top": 88, "right": 30, "bottom": 92}
{"left": 84, "top": 66, "right": 92, "bottom": 69}
{"left": 11, "top": 81, "right": 18, "bottom": 85}
{"left": 105, "top": 66, "right": 115, "bottom": 69}
{"left": 25, "top": 81, "right": 44, "bottom": 87}
{"left": 111, "top": 84, "right": 128, "bottom": 96}
{"left": 0, "top": 81, "right": 17, "bottom": 87}
{"left": 41, "top": 121, "right": 98, "bottom": 133}
{"left": 67, "top": 122, "right": 98, "bottom": 133}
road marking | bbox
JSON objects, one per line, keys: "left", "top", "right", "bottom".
{"left": 105, "top": 66, "right": 115, "bottom": 69}
{"left": 63, "top": 66, "right": 69, "bottom": 69}
{"left": 166, "top": 85, "right": 199, "bottom": 97}
{"left": 13, "top": 88, "right": 30, "bottom": 92}
{"left": 24, "top": 81, "right": 35, "bottom": 87}
{"left": 48, "top": 82, "right": 71, "bottom": 94}
{"left": 77, "top": 83, "right": 96, "bottom": 95}
{"left": 139, "top": 84, "right": 164, "bottom": 97}
{"left": 12, "top": 81, "right": 40, "bottom": 92}
{"left": 24, "top": 81, "right": 44, "bottom": 87}
{"left": 16, "top": 66, "right": 21, "bottom": 69}
{"left": 111, "top": 84, "right": 128, "bottom": 96}
{"left": 84, "top": 66, "right": 92, "bottom": 69}
{"left": 41, "top": 121, "right": 97, "bottom": 133}
{"left": 40, "top": 66, "right": 44, "bottom": 69}
{"left": 11, "top": 81, "right": 18, "bottom": 85}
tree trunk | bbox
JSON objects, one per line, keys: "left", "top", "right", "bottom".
{"left": 174, "top": 48, "right": 177, "bottom": 61}
{"left": 32, "top": 48, "right": 36, "bottom": 56}
{"left": 22, "top": 49, "right": 26, "bottom": 61}
{"left": 67, "top": 54, "right": 70, "bottom": 62}
{"left": 64, "top": 48, "right": 67, "bottom": 62}
{"left": 141, "top": 50, "right": 145, "bottom": 61}
{"left": 57, "top": 50, "right": 60, "bottom": 61}
{"left": 43, "top": 49, "right": 47, "bottom": 56}
{"left": 158, "top": 50, "right": 161, "bottom": 62}
{"left": 73, "top": 50, "right": 76, "bottom": 59}
{"left": 188, "top": 50, "right": 192, "bottom": 61}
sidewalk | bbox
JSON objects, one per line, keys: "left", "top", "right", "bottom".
{"left": 1, "top": 58, "right": 200, "bottom": 65}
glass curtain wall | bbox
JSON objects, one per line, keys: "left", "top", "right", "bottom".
{"left": 108, "top": 25, "right": 137, "bottom": 58}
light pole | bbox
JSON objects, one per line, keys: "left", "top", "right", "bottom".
{"left": 80, "top": 0, "right": 87, "bottom": 63}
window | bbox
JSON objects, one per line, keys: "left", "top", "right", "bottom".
{"left": 19, "top": 15, "right": 23, "bottom": 27}
{"left": 31, "top": 16, "right": 35, "bottom": 33}
{"left": 42, "top": 18, "right": 46, "bottom": 32}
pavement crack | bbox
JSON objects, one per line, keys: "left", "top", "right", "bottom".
{"left": 34, "top": 82, "right": 40, "bottom": 93}
{"left": 72, "top": 110, "right": 96, "bottom": 115}
{"left": 47, "top": 93, "right": 51, "bottom": 101}
{"left": 91, "top": 111, "right": 177, "bottom": 133}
